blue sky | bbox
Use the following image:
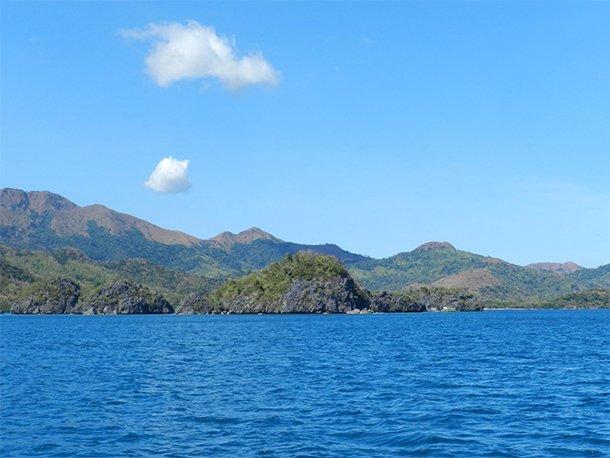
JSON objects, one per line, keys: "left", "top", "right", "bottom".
{"left": 2, "top": 2, "right": 608, "bottom": 267}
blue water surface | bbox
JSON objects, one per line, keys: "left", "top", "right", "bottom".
{"left": 1, "top": 310, "right": 609, "bottom": 458}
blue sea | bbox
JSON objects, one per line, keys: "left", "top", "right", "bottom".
{"left": 1, "top": 310, "right": 608, "bottom": 457}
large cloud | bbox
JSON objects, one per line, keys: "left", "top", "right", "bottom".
{"left": 121, "top": 21, "right": 281, "bottom": 90}
{"left": 144, "top": 157, "right": 192, "bottom": 194}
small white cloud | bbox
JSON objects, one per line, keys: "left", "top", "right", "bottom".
{"left": 120, "top": 21, "right": 281, "bottom": 90}
{"left": 144, "top": 157, "right": 192, "bottom": 194}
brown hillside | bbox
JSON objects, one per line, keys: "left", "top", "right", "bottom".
{"left": 527, "top": 262, "right": 584, "bottom": 274}
{"left": 430, "top": 269, "right": 501, "bottom": 290}
{"left": 209, "top": 227, "right": 283, "bottom": 250}
{"left": 0, "top": 188, "right": 201, "bottom": 247}
{"left": 414, "top": 241, "right": 455, "bottom": 252}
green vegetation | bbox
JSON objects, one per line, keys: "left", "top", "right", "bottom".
{"left": 569, "top": 264, "right": 610, "bottom": 288}
{"left": 19, "top": 277, "right": 78, "bottom": 304}
{"left": 479, "top": 263, "right": 581, "bottom": 303}
{"left": 2, "top": 214, "right": 367, "bottom": 278}
{"left": 212, "top": 252, "right": 355, "bottom": 306}
{"left": 1, "top": 192, "right": 608, "bottom": 309}
{"left": 347, "top": 247, "right": 493, "bottom": 290}
{"left": 347, "top": 246, "right": 587, "bottom": 306}
{"left": 0, "top": 246, "right": 224, "bottom": 312}
{"left": 1, "top": 214, "right": 233, "bottom": 276}
{"left": 401, "top": 286, "right": 474, "bottom": 305}
{"left": 0, "top": 259, "right": 37, "bottom": 312}
{"left": 2, "top": 244, "right": 607, "bottom": 313}
{"left": 538, "top": 288, "right": 609, "bottom": 309}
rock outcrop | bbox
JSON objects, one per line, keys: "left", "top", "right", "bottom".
{"left": 8, "top": 254, "right": 482, "bottom": 315}
{"left": 211, "top": 276, "right": 370, "bottom": 314}
{"left": 175, "top": 294, "right": 213, "bottom": 314}
{"left": 402, "top": 287, "right": 483, "bottom": 312}
{"left": 187, "top": 253, "right": 483, "bottom": 314}
{"left": 203, "top": 253, "right": 370, "bottom": 314}
{"left": 11, "top": 278, "right": 80, "bottom": 314}
{"left": 282, "top": 277, "right": 369, "bottom": 313}
{"left": 453, "top": 297, "right": 484, "bottom": 311}
{"left": 369, "top": 288, "right": 482, "bottom": 312}
{"left": 369, "top": 291, "right": 427, "bottom": 313}
{"left": 76, "top": 279, "right": 174, "bottom": 315}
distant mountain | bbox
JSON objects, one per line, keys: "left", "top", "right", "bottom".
{"left": 413, "top": 241, "right": 456, "bottom": 252}
{"left": 0, "top": 188, "right": 367, "bottom": 276}
{"left": 527, "top": 262, "right": 585, "bottom": 274}
{"left": 209, "top": 227, "right": 283, "bottom": 249}
{"left": 1, "top": 188, "right": 200, "bottom": 246}
{"left": 1, "top": 188, "right": 607, "bottom": 307}
{"left": 568, "top": 264, "right": 610, "bottom": 288}
{"left": 346, "top": 242, "right": 586, "bottom": 305}
{"left": 538, "top": 288, "right": 610, "bottom": 309}
{"left": 526, "top": 261, "right": 609, "bottom": 292}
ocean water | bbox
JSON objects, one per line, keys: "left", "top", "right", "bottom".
{"left": 1, "top": 310, "right": 608, "bottom": 458}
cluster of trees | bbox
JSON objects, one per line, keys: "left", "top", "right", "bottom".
{"left": 212, "top": 252, "right": 352, "bottom": 305}
{"left": 538, "top": 289, "right": 609, "bottom": 309}
{"left": 347, "top": 247, "right": 594, "bottom": 306}
{"left": 2, "top": 223, "right": 608, "bottom": 311}
{"left": 349, "top": 246, "right": 491, "bottom": 288}
{"left": 0, "top": 246, "right": 224, "bottom": 311}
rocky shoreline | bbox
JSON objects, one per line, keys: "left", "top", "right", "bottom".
{"left": 11, "top": 278, "right": 174, "bottom": 315}
{"left": 174, "top": 253, "right": 483, "bottom": 315}
{"left": 173, "top": 288, "right": 482, "bottom": 315}
{"left": 9, "top": 253, "right": 484, "bottom": 315}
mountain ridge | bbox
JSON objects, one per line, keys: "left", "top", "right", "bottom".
{"left": 526, "top": 262, "right": 585, "bottom": 274}
{"left": 1, "top": 188, "right": 608, "bottom": 307}
{"left": 1, "top": 188, "right": 202, "bottom": 246}
{"left": 0, "top": 188, "right": 368, "bottom": 272}
{"left": 209, "top": 227, "right": 284, "bottom": 250}
{"left": 414, "top": 241, "right": 456, "bottom": 252}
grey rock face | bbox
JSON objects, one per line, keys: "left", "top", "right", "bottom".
{"left": 76, "top": 279, "right": 174, "bottom": 315}
{"left": 369, "top": 291, "right": 426, "bottom": 313}
{"left": 454, "top": 297, "right": 484, "bottom": 312}
{"left": 407, "top": 289, "right": 483, "bottom": 312}
{"left": 11, "top": 278, "right": 80, "bottom": 314}
{"left": 175, "top": 294, "right": 213, "bottom": 314}
{"left": 211, "top": 276, "right": 370, "bottom": 314}
{"left": 281, "top": 277, "right": 369, "bottom": 313}
{"left": 202, "top": 276, "right": 483, "bottom": 315}
{"left": 369, "top": 289, "right": 482, "bottom": 313}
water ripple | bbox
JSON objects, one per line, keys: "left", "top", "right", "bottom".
{"left": 1, "top": 310, "right": 608, "bottom": 457}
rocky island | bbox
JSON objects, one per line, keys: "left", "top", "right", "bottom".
{"left": 175, "top": 252, "right": 483, "bottom": 314}
{"left": 74, "top": 278, "right": 174, "bottom": 315}
{"left": 9, "top": 253, "right": 483, "bottom": 315}
{"left": 11, "top": 278, "right": 81, "bottom": 314}
{"left": 11, "top": 278, "right": 174, "bottom": 315}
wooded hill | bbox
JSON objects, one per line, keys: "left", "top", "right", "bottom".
{"left": 0, "top": 246, "right": 223, "bottom": 311}
{"left": 1, "top": 188, "right": 608, "bottom": 309}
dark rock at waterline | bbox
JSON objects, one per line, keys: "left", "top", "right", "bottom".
{"left": 11, "top": 278, "right": 80, "bottom": 314}
{"left": 455, "top": 299, "right": 484, "bottom": 312}
{"left": 367, "top": 289, "right": 483, "bottom": 313}
{"left": 409, "top": 288, "right": 484, "bottom": 312}
{"left": 212, "top": 276, "right": 371, "bottom": 314}
{"left": 175, "top": 294, "right": 213, "bottom": 314}
{"left": 282, "top": 277, "right": 370, "bottom": 313}
{"left": 174, "top": 252, "right": 482, "bottom": 315}
{"left": 369, "top": 291, "right": 427, "bottom": 313}
{"left": 174, "top": 253, "right": 482, "bottom": 315}
{"left": 76, "top": 279, "right": 174, "bottom": 315}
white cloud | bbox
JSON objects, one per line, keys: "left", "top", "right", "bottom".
{"left": 144, "top": 157, "right": 192, "bottom": 194}
{"left": 120, "top": 21, "right": 281, "bottom": 90}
